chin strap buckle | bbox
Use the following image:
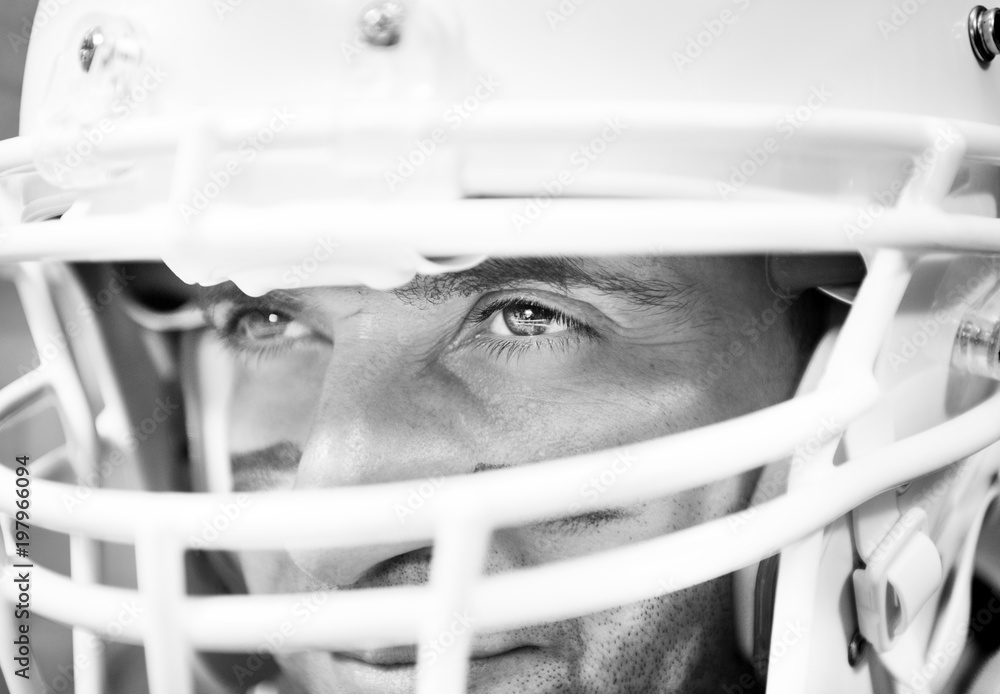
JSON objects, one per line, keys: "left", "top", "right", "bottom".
{"left": 852, "top": 507, "right": 943, "bottom": 653}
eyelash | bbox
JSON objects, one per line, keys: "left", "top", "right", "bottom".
{"left": 210, "top": 296, "right": 598, "bottom": 365}
{"left": 213, "top": 306, "right": 318, "bottom": 365}
{"left": 470, "top": 296, "right": 598, "bottom": 362}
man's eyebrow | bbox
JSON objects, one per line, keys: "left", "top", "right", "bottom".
{"left": 194, "top": 283, "right": 310, "bottom": 312}
{"left": 392, "top": 257, "right": 697, "bottom": 312}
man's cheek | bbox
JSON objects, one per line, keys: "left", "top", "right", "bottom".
{"left": 238, "top": 549, "right": 301, "bottom": 594}
{"left": 228, "top": 357, "right": 326, "bottom": 451}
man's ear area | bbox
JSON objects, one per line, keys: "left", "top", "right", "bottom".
{"left": 682, "top": 255, "right": 833, "bottom": 406}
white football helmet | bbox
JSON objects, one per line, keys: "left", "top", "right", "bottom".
{"left": 2, "top": 1, "right": 1000, "bottom": 693}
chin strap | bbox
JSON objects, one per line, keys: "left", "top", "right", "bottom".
{"left": 750, "top": 555, "right": 780, "bottom": 684}
{"left": 873, "top": 484, "right": 999, "bottom": 694}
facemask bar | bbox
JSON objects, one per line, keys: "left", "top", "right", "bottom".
{"left": 0, "top": 104, "right": 992, "bottom": 282}
{"left": 0, "top": 262, "right": 140, "bottom": 694}
{"left": 0, "top": 106, "right": 998, "bottom": 694}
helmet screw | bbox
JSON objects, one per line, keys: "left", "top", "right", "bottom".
{"left": 78, "top": 25, "right": 142, "bottom": 75}
{"left": 847, "top": 630, "right": 868, "bottom": 667}
{"left": 970, "top": 6, "right": 1000, "bottom": 63}
{"left": 360, "top": 1, "right": 406, "bottom": 47}
{"left": 79, "top": 26, "right": 106, "bottom": 72}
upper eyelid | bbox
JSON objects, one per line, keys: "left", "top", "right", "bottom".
{"left": 196, "top": 286, "right": 309, "bottom": 320}
{"left": 473, "top": 294, "right": 578, "bottom": 321}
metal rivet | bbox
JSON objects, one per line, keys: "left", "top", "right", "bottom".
{"left": 952, "top": 278, "right": 1000, "bottom": 379}
{"left": 79, "top": 26, "right": 105, "bottom": 72}
{"left": 970, "top": 6, "right": 1000, "bottom": 63}
{"left": 360, "top": 1, "right": 406, "bottom": 47}
{"left": 847, "top": 630, "right": 868, "bottom": 667}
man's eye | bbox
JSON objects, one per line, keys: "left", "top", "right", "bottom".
{"left": 229, "top": 309, "right": 312, "bottom": 343}
{"left": 488, "top": 302, "right": 572, "bottom": 337}
{"left": 470, "top": 297, "right": 598, "bottom": 362}
{"left": 203, "top": 300, "right": 331, "bottom": 365}
{"left": 208, "top": 307, "right": 322, "bottom": 360}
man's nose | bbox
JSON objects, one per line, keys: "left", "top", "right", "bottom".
{"left": 289, "top": 350, "right": 481, "bottom": 587}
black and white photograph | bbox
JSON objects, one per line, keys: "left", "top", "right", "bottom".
{"left": 2, "top": 1, "right": 1000, "bottom": 692}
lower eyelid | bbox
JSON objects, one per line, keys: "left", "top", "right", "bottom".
{"left": 215, "top": 323, "right": 324, "bottom": 358}
{"left": 474, "top": 332, "right": 588, "bottom": 363}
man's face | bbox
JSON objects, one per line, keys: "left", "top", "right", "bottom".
{"left": 197, "top": 255, "right": 804, "bottom": 694}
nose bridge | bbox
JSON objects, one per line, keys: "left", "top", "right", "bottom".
{"left": 288, "top": 342, "right": 471, "bottom": 587}
{"left": 295, "top": 347, "right": 467, "bottom": 489}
